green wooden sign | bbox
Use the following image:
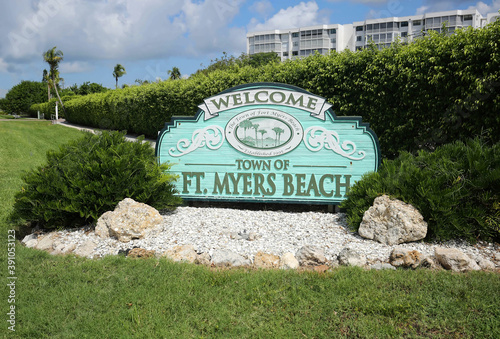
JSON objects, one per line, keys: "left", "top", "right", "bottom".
{"left": 156, "top": 83, "right": 380, "bottom": 204}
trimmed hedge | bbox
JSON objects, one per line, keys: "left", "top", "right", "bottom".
{"left": 29, "top": 94, "right": 80, "bottom": 119}
{"left": 41, "top": 20, "right": 500, "bottom": 158}
{"left": 341, "top": 138, "right": 500, "bottom": 243}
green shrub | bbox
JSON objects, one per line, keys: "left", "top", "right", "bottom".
{"left": 12, "top": 131, "right": 182, "bottom": 229}
{"left": 2, "top": 81, "right": 47, "bottom": 115}
{"left": 61, "top": 20, "right": 500, "bottom": 155}
{"left": 29, "top": 94, "right": 79, "bottom": 119}
{"left": 341, "top": 138, "right": 500, "bottom": 243}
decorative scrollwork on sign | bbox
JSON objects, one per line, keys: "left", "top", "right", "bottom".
{"left": 169, "top": 125, "right": 225, "bottom": 157}
{"left": 303, "top": 126, "right": 366, "bottom": 160}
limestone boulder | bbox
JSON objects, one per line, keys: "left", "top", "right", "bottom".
{"left": 95, "top": 198, "right": 163, "bottom": 242}
{"left": 358, "top": 195, "right": 427, "bottom": 245}
{"left": 279, "top": 253, "right": 300, "bottom": 270}
{"left": 254, "top": 252, "right": 280, "bottom": 269}
{"left": 74, "top": 240, "right": 97, "bottom": 258}
{"left": 338, "top": 247, "right": 366, "bottom": 267}
{"left": 163, "top": 245, "right": 197, "bottom": 263}
{"left": 296, "top": 245, "right": 327, "bottom": 266}
{"left": 389, "top": 247, "right": 424, "bottom": 269}
{"left": 434, "top": 247, "right": 481, "bottom": 272}
{"left": 195, "top": 252, "right": 211, "bottom": 266}
{"left": 369, "top": 263, "right": 396, "bottom": 270}
{"left": 127, "top": 248, "right": 155, "bottom": 258}
{"left": 211, "top": 249, "right": 251, "bottom": 267}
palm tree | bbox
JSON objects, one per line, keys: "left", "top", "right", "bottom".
{"left": 43, "top": 46, "right": 65, "bottom": 112}
{"left": 239, "top": 119, "right": 253, "bottom": 139}
{"left": 273, "top": 127, "right": 284, "bottom": 146}
{"left": 113, "top": 64, "right": 126, "bottom": 89}
{"left": 252, "top": 123, "right": 259, "bottom": 143}
{"left": 168, "top": 67, "right": 181, "bottom": 80}
{"left": 42, "top": 69, "right": 51, "bottom": 101}
{"left": 258, "top": 129, "right": 267, "bottom": 147}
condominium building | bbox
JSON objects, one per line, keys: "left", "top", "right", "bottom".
{"left": 247, "top": 8, "right": 499, "bottom": 61}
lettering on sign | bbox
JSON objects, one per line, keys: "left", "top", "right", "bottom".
{"left": 156, "top": 83, "right": 381, "bottom": 204}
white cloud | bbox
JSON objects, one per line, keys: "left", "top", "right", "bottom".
{"left": 0, "top": 88, "right": 7, "bottom": 98}
{"left": 0, "top": 58, "right": 7, "bottom": 73}
{"left": 416, "top": 1, "right": 500, "bottom": 16}
{"left": 469, "top": 0, "right": 500, "bottom": 15}
{"left": 248, "top": 1, "right": 328, "bottom": 32}
{"left": 326, "top": 0, "right": 388, "bottom": 3}
{"left": 59, "top": 61, "right": 93, "bottom": 74}
{"left": 249, "top": 0, "right": 274, "bottom": 17}
{"left": 0, "top": 0, "right": 247, "bottom": 66}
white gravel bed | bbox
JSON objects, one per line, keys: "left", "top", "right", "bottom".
{"left": 50, "top": 206, "right": 499, "bottom": 264}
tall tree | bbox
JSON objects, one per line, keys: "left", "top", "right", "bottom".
{"left": 43, "top": 47, "right": 65, "bottom": 112}
{"left": 168, "top": 67, "right": 181, "bottom": 80}
{"left": 42, "top": 69, "right": 51, "bottom": 101}
{"left": 113, "top": 64, "right": 126, "bottom": 89}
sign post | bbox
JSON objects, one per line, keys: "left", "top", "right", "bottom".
{"left": 156, "top": 83, "right": 380, "bottom": 205}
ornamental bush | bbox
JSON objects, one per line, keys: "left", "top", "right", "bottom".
{"left": 341, "top": 138, "right": 500, "bottom": 243}
{"left": 50, "top": 20, "right": 500, "bottom": 157}
{"left": 12, "top": 131, "right": 182, "bottom": 229}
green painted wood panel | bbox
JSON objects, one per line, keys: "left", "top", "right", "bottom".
{"left": 156, "top": 83, "right": 380, "bottom": 204}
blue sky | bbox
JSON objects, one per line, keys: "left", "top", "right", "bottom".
{"left": 1, "top": 0, "right": 499, "bottom": 98}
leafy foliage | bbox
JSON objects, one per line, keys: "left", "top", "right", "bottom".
{"left": 29, "top": 94, "right": 78, "bottom": 119}
{"left": 1, "top": 81, "right": 46, "bottom": 114}
{"left": 113, "top": 63, "right": 126, "bottom": 89}
{"left": 341, "top": 138, "right": 500, "bottom": 243}
{"left": 44, "top": 21, "right": 500, "bottom": 154}
{"left": 69, "top": 82, "right": 109, "bottom": 95}
{"left": 12, "top": 131, "right": 181, "bottom": 229}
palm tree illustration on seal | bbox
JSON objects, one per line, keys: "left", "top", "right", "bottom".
{"left": 273, "top": 127, "right": 285, "bottom": 146}
{"left": 238, "top": 119, "right": 253, "bottom": 139}
{"left": 258, "top": 129, "right": 267, "bottom": 147}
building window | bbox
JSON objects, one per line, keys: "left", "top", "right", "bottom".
{"left": 292, "top": 32, "right": 299, "bottom": 38}
{"left": 387, "top": 22, "right": 393, "bottom": 29}
{"left": 401, "top": 32, "right": 408, "bottom": 37}
{"left": 413, "top": 20, "right": 422, "bottom": 26}
{"left": 367, "top": 24, "right": 372, "bottom": 30}
{"left": 293, "top": 41, "right": 298, "bottom": 47}
{"left": 357, "top": 36, "right": 362, "bottom": 42}
{"left": 283, "top": 52, "right": 289, "bottom": 56}
{"left": 330, "top": 28, "right": 336, "bottom": 34}
{"left": 401, "top": 21, "right": 408, "bottom": 27}
{"left": 356, "top": 26, "right": 363, "bottom": 31}
{"left": 373, "top": 23, "right": 379, "bottom": 30}
{"left": 464, "top": 14, "right": 473, "bottom": 21}
{"left": 292, "top": 51, "right": 298, "bottom": 56}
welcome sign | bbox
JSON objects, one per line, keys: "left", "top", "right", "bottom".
{"left": 156, "top": 83, "right": 380, "bottom": 204}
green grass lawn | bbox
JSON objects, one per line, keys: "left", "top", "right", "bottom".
{"left": 1, "top": 121, "right": 499, "bottom": 338}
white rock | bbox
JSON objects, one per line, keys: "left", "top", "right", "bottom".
{"left": 389, "top": 247, "right": 424, "bottom": 269}
{"left": 296, "top": 245, "right": 327, "bottom": 266}
{"left": 163, "top": 245, "right": 197, "bottom": 263}
{"left": 280, "top": 253, "right": 300, "bottom": 270}
{"left": 22, "top": 234, "right": 37, "bottom": 244}
{"left": 477, "top": 258, "right": 496, "bottom": 271}
{"left": 435, "top": 247, "right": 481, "bottom": 272}
{"left": 95, "top": 198, "right": 163, "bottom": 242}
{"left": 338, "top": 247, "right": 366, "bottom": 267}
{"left": 358, "top": 195, "right": 427, "bottom": 245}
{"left": 74, "top": 240, "right": 97, "bottom": 258}
{"left": 370, "top": 263, "right": 396, "bottom": 270}
{"left": 35, "top": 234, "right": 56, "bottom": 251}
{"left": 211, "top": 249, "right": 251, "bottom": 267}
